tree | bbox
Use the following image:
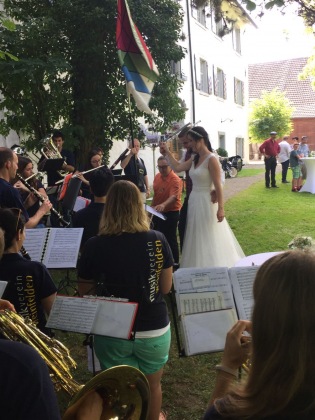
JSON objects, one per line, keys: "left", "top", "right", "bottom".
{"left": 249, "top": 88, "right": 294, "bottom": 142}
{"left": 0, "top": 0, "right": 185, "bottom": 164}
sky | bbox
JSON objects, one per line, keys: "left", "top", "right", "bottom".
{"left": 244, "top": 4, "right": 315, "bottom": 63}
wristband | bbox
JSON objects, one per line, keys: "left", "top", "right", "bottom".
{"left": 215, "top": 364, "right": 238, "bottom": 378}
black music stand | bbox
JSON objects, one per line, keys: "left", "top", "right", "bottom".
{"left": 38, "top": 158, "right": 64, "bottom": 172}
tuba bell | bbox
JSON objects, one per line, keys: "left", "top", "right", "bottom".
{"left": 0, "top": 310, "right": 150, "bottom": 419}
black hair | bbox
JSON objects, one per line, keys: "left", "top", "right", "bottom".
{"left": 0, "top": 208, "right": 26, "bottom": 250}
{"left": 187, "top": 126, "right": 212, "bottom": 165}
{"left": 89, "top": 168, "right": 114, "bottom": 197}
{"left": 17, "top": 155, "right": 32, "bottom": 174}
{"left": 52, "top": 130, "right": 64, "bottom": 141}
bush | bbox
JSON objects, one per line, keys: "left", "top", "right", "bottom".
{"left": 216, "top": 147, "right": 228, "bottom": 157}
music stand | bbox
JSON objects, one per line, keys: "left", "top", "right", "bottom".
{"left": 38, "top": 158, "right": 65, "bottom": 172}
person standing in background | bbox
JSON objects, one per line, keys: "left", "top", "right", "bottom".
{"left": 120, "top": 138, "right": 150, "bottom": 202}
{"left": 152, "top": 156, "right": 182, "bottom": 265}
{"left": 298, "top": 136, "right": 310, "bottom": 181}
{"left": 259, "top": 131, "right": 280, "bottom": 188}
{"left": 278, "top": 135, "right": 291, "bottom": 184}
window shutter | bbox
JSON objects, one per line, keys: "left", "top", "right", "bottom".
{"left": 223, "top": 72, "right": 227, "bottom": 99}
{"left": 241, "top": 81, "right": 244, "bottom": 105}
{"left": 213, "top": 65, "right": 217, "bottom": 96}
{"left": 234, "top": 77, "right": 237, "bottom": 103}
{"left": 194, "top": 55, "right": 201, "bottom": 90}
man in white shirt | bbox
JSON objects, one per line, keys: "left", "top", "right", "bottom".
{"left": 278, "top": 136, "right": 291, "bottom": 184}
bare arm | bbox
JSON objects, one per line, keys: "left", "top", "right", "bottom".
{"left": 41, "top": 292, "right": 57, "bottom": 316}
{"left": 208, "top": 157, "right": 224, "bottom": 222}
{"left": 158, "top": 267, "right": 173, "bottom": 295}
{"left": 120, "top": 149, "right": 136, "bottom": 169}
{"left": 25, "top": 198, "right": 52, "bottom": 228}
{"left": 160, "top": 142, "right": 192, "bottom": 172}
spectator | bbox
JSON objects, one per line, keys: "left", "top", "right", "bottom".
{"left": 259, "top": 131, "right": 280, "bottom": 188}
{"left": 278, "top": 135, "right": 291, "bottom": 184}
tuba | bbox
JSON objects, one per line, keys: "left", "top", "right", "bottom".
{"left": 39, "top": 135, "right": 69, "bottom": 178}
{"left": 0, "top": 310, "right": 150, "bottom": 419}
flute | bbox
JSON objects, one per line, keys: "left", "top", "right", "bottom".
{"left": 72, "top": 165, "right": 106, "bottom": 178}
{"left": 16, "top": 173, "right": 70, "bottom": 227}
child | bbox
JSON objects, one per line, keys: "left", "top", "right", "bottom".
{"left": 289, "top": 142, "right": 302, "bottom": 192}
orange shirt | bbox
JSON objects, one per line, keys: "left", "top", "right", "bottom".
{"left": 152, "top": 170, "right": 182, "bottom": 212}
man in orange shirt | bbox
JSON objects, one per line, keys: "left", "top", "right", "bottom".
{"left": 152, "top": 156, "right": 182, "bottom": 264}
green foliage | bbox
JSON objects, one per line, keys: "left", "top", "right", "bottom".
{"left": 249, "top": 88, "right": 294, "bottom": 142}
{"left": 0, "top": 0, "right": 185, "bottom": 164}
{"left": 299, "top": 54, "right": 315, "bottom": 90}
{"left": 216, "top": 147, "right": 228, "bottom": 157}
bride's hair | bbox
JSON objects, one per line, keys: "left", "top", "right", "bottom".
{"left": 188, "top": 126, "right": 212, "bottom": 166}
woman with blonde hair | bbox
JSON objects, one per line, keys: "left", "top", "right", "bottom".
{"left": 204, "top": 251, "right": 315, "bottom": 419}
{"left": 78, "top": 180, "right": 173, "bottom": 420}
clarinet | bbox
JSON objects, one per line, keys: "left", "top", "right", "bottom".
{"left": 20, "top": 246, "right": 31, "bottom": 260}
{"left": 109, "top": 148, "right": 129, "bottom": 169}
{"left": 16, "top": 173, "right": 70, "bottom": 227}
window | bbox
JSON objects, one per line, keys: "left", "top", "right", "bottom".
{"left": 214, "top": 67, "right": 226, "bottom": 99}
{"left": 170, "top": 60, "right": 186, "bottom": 80}
{"left": 194, "top": 56, "right": 212, "bottom": 94}
{"left": 234, "top": 78, "right": 244, "bottom": 106}
{"left": 219, "top": 133, "right": 226, "bottom": 150}
{"left": 191, "top": 1, "right": 206, "bottom": 27}
{"left": 233, "top": 27, "right": 241, "bottom": 54}
{"left": 236, "top": 137, "right": 244, "bottom": 158}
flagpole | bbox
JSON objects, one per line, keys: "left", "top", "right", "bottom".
{"left": 127, "top": 91, "right": 139, "bottom": 188}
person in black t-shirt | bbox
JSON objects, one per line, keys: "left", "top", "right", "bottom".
{"left": 0, "top": 208, "right": 57, "bottom": 333}
{"left": 78, "top": 180, "right": 173, "bottom": 420}
{"left": 73, "top": 168, "right": 114, "bottom": 248}
{"left": 120, "top": 138, "right": 150, "bottom": 202}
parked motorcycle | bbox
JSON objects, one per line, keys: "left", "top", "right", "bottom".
{"left": 220, "top": 155, "right": 244, "bottom": 178}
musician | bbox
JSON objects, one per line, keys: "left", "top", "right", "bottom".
{"left": 151, "top": 156, "right": 182, "bottom": 265}
{"left": 45, "top": 130, "right": 75, "bottom": 226}
{"left": 204, "top": 251, "right": 315, "bottom": 419}
{"left": 78, "top": 180, "right": 173, "bottom": 420}
{"left": 120, "top": 138, "right": 150, "bottom": 202}
{"left": 0, "top": 147, "right": 52, "bottom": 228}
{"left": 0, "top": 208, "right": 57, "bottom": 334}
{"left": 75, "top": 149, "right": 107, "bottom": 199}
{"left": 73, "top": 168, "right": 114, "bottom": 248}
{"left": 14, "top": 155, "right": 48, "bottom": 227}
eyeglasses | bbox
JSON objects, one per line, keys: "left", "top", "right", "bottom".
{"left": 157, "top": 165, "right": 169, "bottom": 170}
{"left": 11, "top": 208, "right": 22, "bottom": 232}
{"left": 91, "top": 160, "right": 101, "bottom": 164}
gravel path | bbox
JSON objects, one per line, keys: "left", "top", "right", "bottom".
{"left": 223, "top": 163, "right": 265, "bottom": 203}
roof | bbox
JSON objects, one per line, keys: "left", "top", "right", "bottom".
{"left": 248, "top": 57, "right": 315, "bottom": 118}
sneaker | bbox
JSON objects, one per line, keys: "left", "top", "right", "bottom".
{"left": 282, "top": 181, "right": 290, "bottom": 184}
{"left": 271, "top": 185, "right": 279, "bottom": 188}
{"left": 292, "top": 188, "right": 298, "bottom": 192}
{"left": 266, "top": 186, "right": 271, "bottom": 188}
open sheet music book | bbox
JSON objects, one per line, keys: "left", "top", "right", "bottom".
{"left": 46, "top": 295, "right": 138, "bottom": 339}
{"left": 0, "top": 281, "right": 7, "bottom": 298}
{"left": 23, "top": 228, "right": 83, "bottom": 268}
{"left": 173, "top": 266, "right": 259, "bottom": 356}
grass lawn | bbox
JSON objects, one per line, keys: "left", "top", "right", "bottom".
{"left": 52, "top": 168, "right": 315, "bottom": 418}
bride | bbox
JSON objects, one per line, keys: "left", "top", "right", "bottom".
{"left": 160, "top": 126, "right": 244, "bottom": 268}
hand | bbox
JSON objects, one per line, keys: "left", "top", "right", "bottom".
{"left": 130, "top": 147, "right": 137, "bottom": 156}
{"left": 40, "top": 198, "right": 52, "bottom": 214}
{"left": 146, "top": 188, "right": 151, "bottom": 198}
{"left": 63, "top": 390, "right": 103, "bottom": 420}
{"left": 210, "top": 190, "right": 217, "bottom": 204}
{"left": 217, "top": 206, "right": 225, "bottom": 222}
{"left": 13, "top": 180, "right": 29, "bottom": 192}
{"left": 0, "top": 299, "right": 15, "bottom": 312}
{"left": 155, "top": 204, "right": 166, "bottom": 212}
{"left": 221, "top": 320, "right": 252, "bottom": 370}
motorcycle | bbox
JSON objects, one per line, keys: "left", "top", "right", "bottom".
{"left": 220, "top": 155, "right": 244, "bottom": 179}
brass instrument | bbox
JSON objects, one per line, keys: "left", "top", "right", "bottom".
{"left": 0, "top": 310, "right": 150, "bottom": 419}
{"left": 16, "top": 173, "right": 70, "bottom": 227}
{"left": 39, "top": 136, "right": 69, "bottom": 178}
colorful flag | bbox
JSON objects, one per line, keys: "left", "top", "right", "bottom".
{"left": 116, "top": 0, "right": 159, "bottom": 115}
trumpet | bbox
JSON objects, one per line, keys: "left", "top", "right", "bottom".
{"left": 0, "top": 310, "right": 150, "bottom": 419}
{"left": 16, "top": 173, "right": 70, "bottom": 227}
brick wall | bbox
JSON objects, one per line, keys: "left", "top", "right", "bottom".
{"left": 290, "top": 117, "right": 315, "bottom": 151}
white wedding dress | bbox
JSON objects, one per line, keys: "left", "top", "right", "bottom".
{"left": 180, "top": 154, "right": 245, "bottom": 268}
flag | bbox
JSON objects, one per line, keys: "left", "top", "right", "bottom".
{"left": 116, "top": 0, "right": 159, "bottom": 115}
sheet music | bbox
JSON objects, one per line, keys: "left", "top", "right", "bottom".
{"left": 73, "top": 196, "right": 91, "bottom": 212}
{"left": 145, "top": 204, "right": 167, "bottom": 220}
{"left": 0, "top": 281, "right": 8, "bottom": 298}
{"left": 178, "top": 291, "right": 225, "bottom": 315}
{"left": 46, "top": 296, "right": 98, "bottom": 333}
{"left": 24, "top": 228, "right": 83, "bottom": 268}
{"left": 173, "top": 267, "right": 235, "bottom": 312}
{"left": 181, "top": 309, "right": 238, "bottom": 355}
{"left": 46, "top": 295, "right": 138, "bottom": 339}
{"left": 229, "top": 266, "right": 259, "bottom": 320}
